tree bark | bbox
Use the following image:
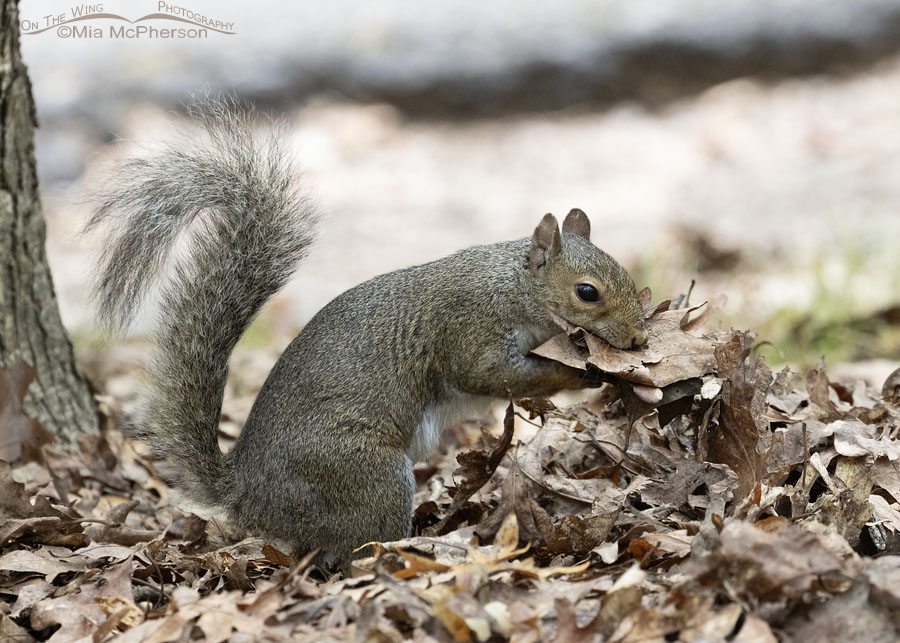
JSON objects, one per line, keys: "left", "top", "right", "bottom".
{"left": 0, "top": 0, "right": 97, "bottom": 440}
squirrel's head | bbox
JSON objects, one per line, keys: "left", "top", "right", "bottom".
{"left": 528, "top": 209, "right": 647, "bottom": 350}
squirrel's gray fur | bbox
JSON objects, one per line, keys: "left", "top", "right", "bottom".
{"left": 89, "top": 96, "right": 647, "bottom": 570}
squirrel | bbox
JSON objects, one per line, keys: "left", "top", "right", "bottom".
{"left": 87, "top": 96, "right": 648, "bottom": 571}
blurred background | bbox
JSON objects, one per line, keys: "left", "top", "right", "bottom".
{"left": 23, "top": 0, "right": 900, "bottom": 398}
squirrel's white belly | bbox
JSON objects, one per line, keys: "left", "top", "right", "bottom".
{"left": 410, "top": 390, "right": 494, "bottom": 462}
{"left": 515, "top": 324, "right": 556, "bottom": 354}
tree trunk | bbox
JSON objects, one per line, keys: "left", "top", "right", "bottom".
{"left": 0, "top": 0, "right": 97, "bottom": 440}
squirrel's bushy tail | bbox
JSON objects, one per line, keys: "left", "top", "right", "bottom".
{"left": 87, "top": 95, "right": 316, "bottom": 502}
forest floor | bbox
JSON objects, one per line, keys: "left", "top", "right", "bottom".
{"left": 3, "top": 294, "right": 900, "bottom": 641}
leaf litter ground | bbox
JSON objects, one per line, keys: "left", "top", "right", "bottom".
{"left": 3, "top": 294, "right": 900, "bottom": 641}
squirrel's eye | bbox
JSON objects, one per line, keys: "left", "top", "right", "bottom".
{"left": 575, "top": 283, "right": 600, "bottom": 303}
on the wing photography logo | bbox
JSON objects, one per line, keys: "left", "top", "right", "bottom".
{"left": 20, "top": 2, "right": 236, "bottom": 39}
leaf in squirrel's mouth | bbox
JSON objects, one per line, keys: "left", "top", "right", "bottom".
{"left": 531, "top": 289, "right": 730, "bottom": 399}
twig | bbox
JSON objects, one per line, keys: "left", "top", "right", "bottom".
{"left": 428, "top": 402, "right": 516, "bottom": 535}
{"left": 801, "top": 422, "right": 808, "bottom": 491}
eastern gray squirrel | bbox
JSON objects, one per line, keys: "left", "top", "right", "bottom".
{"left": 88, "top": 97, "right": 647, "bottom": 570}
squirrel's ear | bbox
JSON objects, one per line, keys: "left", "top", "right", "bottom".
{"left": 530, "top": 213, "right": 562, "bottom": 275}
{"left": 562, "top": 208, "right": 590, "bottom": 240}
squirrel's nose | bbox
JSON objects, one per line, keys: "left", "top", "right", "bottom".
{"left": 630, "top": 329, "right": 648, "bottom": 350}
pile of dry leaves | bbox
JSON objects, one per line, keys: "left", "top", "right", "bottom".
{"left": 3, "top": 293, "right": 900, "bottom": 642}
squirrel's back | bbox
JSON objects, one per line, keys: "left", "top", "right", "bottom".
{"left": 229, "top": 239, "right": 528, "bottom": 448}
